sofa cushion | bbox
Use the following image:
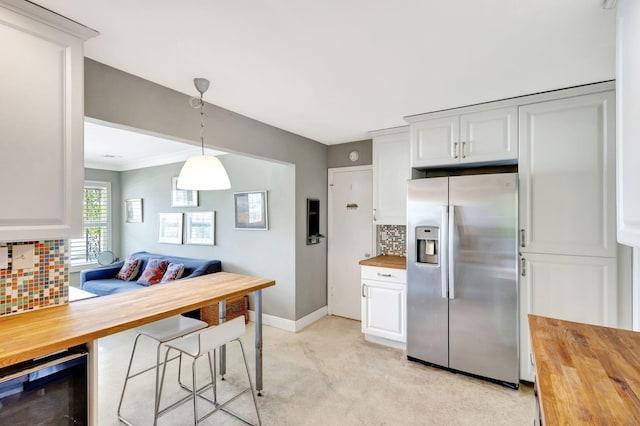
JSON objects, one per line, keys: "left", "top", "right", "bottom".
{"left": 115, "top": 256, "right": 141, "bottom": 281}
{"left": 83, "top": 278, "right": 143, "bottom": 296}
{"left": 137, "top": 258, "right": 169, "bottom": 286}
{"left": 161, "top": 263, "right": 184, "bottom": 283}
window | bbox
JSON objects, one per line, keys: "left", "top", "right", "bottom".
{"left": 70, "top": 181, "right": 111, "bottom": 265}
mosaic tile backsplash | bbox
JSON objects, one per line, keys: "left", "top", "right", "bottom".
{"left": 0, "top": 240, "right": 68, "bottom": 316}
{"left": 377, "top": 225, "right": 407, "bottom": 256}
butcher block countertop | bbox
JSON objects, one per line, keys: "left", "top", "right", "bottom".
{"left": 359, "top": 255, "right": 406, "bottom": 269}
{"left": 0, "top": 272, "right": 274, "bottom": 368}
{"left": 529, "top": 314, "right": 640, "bottom": 425}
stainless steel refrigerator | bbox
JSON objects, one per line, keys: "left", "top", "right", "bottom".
{"left": 406, "top": 172, "right": 519, "bottom": 388}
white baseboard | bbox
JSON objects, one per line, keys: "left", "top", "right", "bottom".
{"left": 248, "top": 305, "right": 327, "bottom": 332}
{"left": 364, "top": 333, "right": 406, "bottom": 350}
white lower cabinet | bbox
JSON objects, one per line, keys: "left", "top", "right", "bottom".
{"left": 361, "top": 266, "right": 406, "bottom": 347}
{"left": 519, "top": 253, "right": 617, "bottom": 381}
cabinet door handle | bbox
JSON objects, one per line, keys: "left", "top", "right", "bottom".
{"left": 461, "top": 141, "right": 466, "bottom": 159}
{"left": 362, "top": 284, "right": 366, "bottom": 298}
{"left": 520, "top": 229, "right": 525, "bottom": 247}
{"left": 373, "top": 208, "right": 377, "bottom": 221}
{"left": 377, "top": 272, "right": 392, "bottom": 278}
{"left": 453, "top": 142, "right": 459, "bottom": 159}
{"left": 521, "top": 258, "right": 526, "bottom": 277}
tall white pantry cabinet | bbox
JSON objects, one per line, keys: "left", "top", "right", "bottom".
{"left": 616, "top": 0, "right": 640, "bottom": 249}
{"left": 518, "top": 89, "right": 619, "bottom": 382}
{"left": 0, "top": 0, "right": 96, "bottom": 241}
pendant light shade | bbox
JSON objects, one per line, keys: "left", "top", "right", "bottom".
{"left": 177, "top": 155, "right": 231, "bottom": 190}
{"left": 177, "top": 77, "right": 231, "bottom": 191}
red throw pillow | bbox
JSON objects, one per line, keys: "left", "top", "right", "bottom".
{"left": 115, "top": 257, "right": 141, "bottom": 281}
{"left": 136, "top": 258, "right": 169, "bottom": 286}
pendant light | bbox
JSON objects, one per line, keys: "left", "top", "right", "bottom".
{"left": 177, "top": 78, "right": 231, "bottom": 190}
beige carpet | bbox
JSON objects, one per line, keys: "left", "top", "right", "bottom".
{"left": 98, "top": 315, "right": 533, "bottom": 425}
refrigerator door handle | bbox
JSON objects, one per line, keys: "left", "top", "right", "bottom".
{"left": 448, "top": 204, "right": 455, "bottom": 300}
{"left": 441, "top": 205, "right": 448, "bottom": 299}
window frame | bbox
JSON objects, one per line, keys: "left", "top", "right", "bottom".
{"left": 69, "top": 180, "right": 112, "bottom": 267}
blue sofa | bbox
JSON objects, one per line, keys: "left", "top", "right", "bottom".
{"left": 80, "top": 251, "right": 222, "bottom": 296}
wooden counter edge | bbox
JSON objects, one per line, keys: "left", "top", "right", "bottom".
{"left": 359, "top": 255, "right": 406, "bottom": 270}
{"left": 0, "top": 272, "right": 275, "bottom": 368}
{"left": 528, "top": 314, "right": 548, "bottom": 424}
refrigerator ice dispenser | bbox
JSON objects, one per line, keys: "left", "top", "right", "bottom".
{"left": 416, "top": 226, "right": 439, "bottom": 265}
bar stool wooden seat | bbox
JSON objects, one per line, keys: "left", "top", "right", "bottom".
{"left": 155, "top": 316, "right": 261, "bottom": 425}
{"left": 117, "top": 314, "right": 208, "bottom": 425}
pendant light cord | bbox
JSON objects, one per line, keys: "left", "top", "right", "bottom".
{"left": 200, "top": 93, "right": 205, "bottom": 155}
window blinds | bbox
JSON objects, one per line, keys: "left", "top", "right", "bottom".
{"left": 70, "top": 181, "right": 111, "bottom": 265}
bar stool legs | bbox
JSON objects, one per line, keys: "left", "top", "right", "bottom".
{"left": 117, "top": 315, "right": 207, "bottom": 425}
{"left": 117, "top": 333, "right": 144, "bottom": 426}
{"left": 155, "top": 317, "right": 261, "bottom": 425}
{"left": 236, "top": 339, "right": 262, "bottom": 425}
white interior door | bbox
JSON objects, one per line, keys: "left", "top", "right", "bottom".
{"left": 328, "top": 166, "right": 372, "bottom": 320}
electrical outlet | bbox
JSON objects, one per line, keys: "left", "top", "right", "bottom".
{"left": 13, "top": 244, "right": 35, "bottom": 270}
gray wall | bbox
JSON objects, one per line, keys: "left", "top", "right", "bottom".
{"left": 85, "top": 59, "right": 327, "bottom": 321}
{"left": 327, "top": 139, "right": 372, "bottom": 168}
{"left": 120, "top": 157, "right": 296, "bottom": 319}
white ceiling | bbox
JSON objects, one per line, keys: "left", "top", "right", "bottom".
{"left": 35, "top": 0, "right": 615, "bottom": 145}
{"left": 84, "top": 121, "right": 226, "bottom": 171}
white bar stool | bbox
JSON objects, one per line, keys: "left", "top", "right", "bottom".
{"left": 117, "top": 314, "right": 208, "bottom": 425}
{"left": 155, "top": 316, "right": 261, "bottom": 426}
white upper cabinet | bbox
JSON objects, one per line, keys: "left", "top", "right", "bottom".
{"left": 459, "top": 107, "right": 518, "bottom": 164}
{"left": 409, "top": 116, "right": 459, "bottom": 167}
{"left": 407, "top": 106, "right": 517, "bottom": 168}
{"left": 0, "top": 1, "right": 96, "bottom": 241}
{"left": 519, "top": 91, "right": 616, "bottom": 258}
{"left": 371, "top": 127, "right": 409, "bottom": 225}
{"left": 616, "top": 0, "right": 640, "bottom": 247}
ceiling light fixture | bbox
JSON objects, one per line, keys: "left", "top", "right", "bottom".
{"left": 177, "top": 78, "right": 231, "bottom": 191}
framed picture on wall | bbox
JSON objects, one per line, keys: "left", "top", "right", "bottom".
{"left": 124, "top": 198, "right": 143, "bottom": 223}
{"left": 185, "top": 211, "right": 216, "bottom": 245}
{"left": 171, "top": 177, "right": 198, "bottom": 207}
{"left": 158, "top": 213, "right": 183, "bottom": 244}
{"left": 234, "top": 190, "right": 268, "bottom": 230}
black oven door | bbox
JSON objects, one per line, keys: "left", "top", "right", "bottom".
{"left": 0, "top": 346, "right": 88, "bottom": 425}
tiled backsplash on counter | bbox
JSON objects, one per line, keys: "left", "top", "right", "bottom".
{"left": 0, "top": 240, "right": 68, "bottom": 316}
{"left": 377, "top": 225, "right": 406, "bottom": 256}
